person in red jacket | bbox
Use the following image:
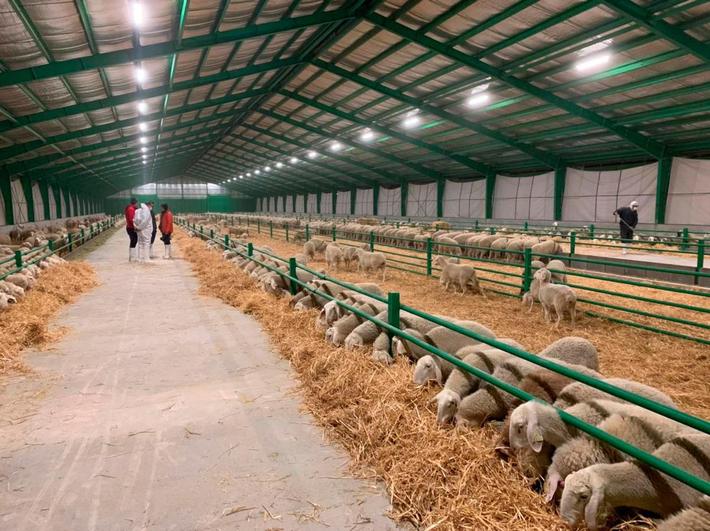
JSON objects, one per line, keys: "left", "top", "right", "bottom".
{"left": 159, "top": 203, "right": 174, "bottom": 259}
{"left": 124, "top": 198, "right": 138, "bottom": 261}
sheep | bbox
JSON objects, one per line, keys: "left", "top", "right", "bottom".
{"left": 657, "top": 496, "right": 710, "bottom": 531}
{"left": 0, "top": 280, "right": 25, "bottom": 301}
{"left": 5, "top": 273, "right": 32, "bottom": 291}
{"left": 435, "top": 236, "right": 462, "bottom": 256}
{"left": 293, "top": 252, "right": 310, "bottom": 265}
{"left": 530, "top": 240, "right": 562, "bottom": 263}
{"left": 345, "top": 310, "right": 388, "bottom": 350}
{"left": 546, "top": 258, "right": 568, "bottom": 283}
{"left": 559, "top": 434, "right": 710, "bottom": 530}
{"left": 553, "top": 377, "right": 676, "bottom": 410}
{"left": 342, "top": 246, "right": 359, "bottom": 270}
{"left": 538, "top": 336, "right": 598, "bottom": 371}
{"left": 395, "top": 321, "right": 496, "bottom": 364}
{"left": 534, "top": 268, "right": 576, "bottom": 328}
{"left": 354, "top": 248, "right": 386, "bottom": 281}
{"left": 324, "top": 243, "right": 344, "bottom": 271}
{"left": 433, "top": 256, "right": 485, "bottom": 296}
{"left": 0, "top": 292, "right": 17, "bottom": 310}
{"left": 302, "top": 240, "right": 317, "bottom": 260}
{"left": 325, "top": 300, "right": 387, "bottom": 346}
{"left": 544, "top": 412, "right": 699, "bottom": 503}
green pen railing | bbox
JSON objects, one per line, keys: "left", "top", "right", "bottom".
{"left": 178, "top": 217, "right": 710, "bottom": 498}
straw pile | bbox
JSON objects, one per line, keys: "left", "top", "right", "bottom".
{"left": 178, "top": 231, "right": 576, "bottom": 530}
{"left": 0, "top": 262, "right": 97, "bottom": 375}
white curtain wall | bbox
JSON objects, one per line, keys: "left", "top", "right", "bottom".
{"left": 493, "top": 173, "right": 554, "bottom": 220}
{"left": 285, "top": 195, "right": 294, "bottom": 213}
{"left": 443, "top": 179, "right": 485, "bottom": 218}
{"left": 562, "top": 164, "right": 657, "bottom": 223}
{"left": 354, "top": 188, "right": 374, "bottom": 216}
{"left": 378, "top": 186, "right": 400, "bottom": 216}
{"left": 667, "top": 157, "right": 710, "bottom": 225}
{"left": 336, "top": 190, "right": 351, "bottom": 215}
{"left": 10, "top": 179, "right": 28, "bottom": 223}
{"left": 295, "top": 194, "right": 305, "bottom": 213}
{"left": 60, "top": 192, "right": 67, "bottom": 219}
{"left": 321, "top": 192, "right": 333, "bottom": 214}
{"left": 307, "top": 193, "right": 317, "bottom": 213}
{"left": 31, "top": 182, "right": 45, "bottom": 221}
{"left": 407, "top": 182, "right": 436, "bottom": 217}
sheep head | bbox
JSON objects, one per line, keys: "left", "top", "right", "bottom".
{"left": 413, "top": 355, "right": 443, "bottom": 385}
{"left": 434, "top": 389, "right": 460, "bottom": 425}
{"left": 559, "top": 468, "right": 608, "bottom": 530}
{"left": 344, "top": 332, "right": 364, "bottom": 350}
{"left": 533, "top": 268, "right": 552, "bottom": 283}
{"left": 508, "top": 402, "right": 545, "bottom": 453}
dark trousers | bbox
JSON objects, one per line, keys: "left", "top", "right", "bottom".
{"left": 126, "top": 227, "right": 138, "bottom": 248}
{"left": 620, "top": 224, "right": 634, "bottom": 242}
{"left": 161, "top": 233, "right": 172, "bottom": 245}
{"left": 150, "top": 229, "right": 157, "bottom": 245}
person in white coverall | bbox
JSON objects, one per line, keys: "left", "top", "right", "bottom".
{"left": 132, "top": 202, "right": 153, "bottom": 262}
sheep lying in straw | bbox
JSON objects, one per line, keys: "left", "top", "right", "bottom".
{"left": 433, "top": 256, "right": 485, "bottom": 296}
{"left": 657, "top": 496, "right": 710, "bottom": 531}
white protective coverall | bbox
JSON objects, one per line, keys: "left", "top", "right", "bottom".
{"left": 132, "top": 203, "right": 153, "bottom": 261}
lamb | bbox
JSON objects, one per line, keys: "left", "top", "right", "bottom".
{"left": 302, "top": 240, "right": 317, "bottom": 260}
{"left": 433, "top": 256, "right": 485, "bottom": 296}
{"left": 325, "top": 243, "right": 344, "bottom": 270}
{"left": 538, "top": 336, "right": 599, "bottom": 371}
{"left": 395, "top": 321, "right": 496, "bottom": 364}
{"left": 325, "top": 300, "right": 387, "bottom": 346}
{"left": 559, "top": 434, "right": 710, "bottom": 530}
{"left": 544, "top": 412, "right": 699, "bottom": 502}
{"left": 546, "top": 259, "right": 568, "bottom": 283}
{"left": 657, "top": 496, "right": 710, "bottom": 531}
{"left": 553, "top": 377, "right": 676, "bottom": 409}
{"left": 354, "top": 248, "right": 386, "bottom": 281}
{"left": 534, "top": 268, "right": 576, "bottom": 328}
{"left": 342, "top": 246, "right": 359, "bottom": 270}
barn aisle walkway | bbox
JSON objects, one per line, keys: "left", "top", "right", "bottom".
{"left": 0, "top": 228, "right": 396, "bottom": 530}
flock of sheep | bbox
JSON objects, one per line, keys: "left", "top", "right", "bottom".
{"left": 191, "top": 223, "right": 709, "bottom": 531}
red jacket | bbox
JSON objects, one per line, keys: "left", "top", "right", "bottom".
{"left": 160, "top": 210, "right": 173, "bottom": 234}
{"left": 124, "top": 204, "right": 136, "bottom": 229}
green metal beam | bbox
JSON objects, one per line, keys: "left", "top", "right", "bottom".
{"left": 0, "top": 172, "right": 14, "bottom": 225}
{"left": 366, "top": 12, "right": 669, "bottom": 159}
{"left": 0, "top": 8, "right": 358, "bottom": 88}
{"left": 603, "top": 0, "right": 710, "bottom": 64}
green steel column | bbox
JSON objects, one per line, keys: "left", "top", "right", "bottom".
{"left": 350, "top": 186, "right": 356, "bottom": 216}
{"left": 485, "top": 171, "right": 496, "bottom": 220}
{"left": 331, "top": 191, "right": 337, "bottom": 215}
{"left": 52, "top": 186, "right": 62, "bottom": 218}
{"left": 292, "top": 193, "right": 297, "bottom": 213}
{"left": 400, "top": 181, "right": 408, "bottom": 217}
{"left": 656, "top": 157, "right": 672, "bottom": 225}
{"left": 20, "top": 175, "right": 35, "bottom": 222}
{"left": 436, "top": 178, "right": 445, "bottom": 218}
{"left": 38, "top": 180, "right": 50, "bottom": 220}
{"left": 303, "top": 193, "right": 308, "bottom": 214}
{"left": 372, "top": 184, "right": 379, "bottom": 216}
{"left": 316, "top": 191, "right": 321, "bottom": 214}
{"left": 554, "top": 166, "right": 566, "bottom": 221}
{"left": 0, "top": 172, "right": 14, "bottom": 225}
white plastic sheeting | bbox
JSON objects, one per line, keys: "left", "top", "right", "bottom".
{"left": 666, "top": 158, "right": 710, "bottom": 226}
{"left": 11, "top": 179, "right": 28, "bottom": 223}
{"left": 354, "top": 188, "right": 374, "bottom": 216}
{"left": 336, "top": 190, "right": 351, "bottom": 215}
{"left": 307, "top": 193, "right": 317, "bottom": 213}
{"left": 443, "top": 179, "right": 485, "bottom": 218}
{"left": 563, "top": 164, "right": 657, "bottom": 223}
{"left": 407, "top": 182, "right": 436, "bottom": 217}
{"left": 378, "top": 186, "right": 400, "bottom": 216}
{"left": 32, "top": 182, "right": 45, "bottom": 221}
{"left": 493, "top": 173, "right": 554, "bottom": 220}
{"left": 295, "top": 194, "right": 305, "bottom": 213}
{"left": 321, "top": 192, "right": 333, "bottom": 214}
{"left": 285, "top": 194, "right": 294, "bottom": 213}
{"left": 60, "top": 192, "right": 67, "bottom": 220}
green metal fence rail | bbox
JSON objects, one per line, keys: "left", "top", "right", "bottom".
{"left": 206, "top": 213, "right": 710, "bottom": 345}
{"left": 177, "top": 217, "right": 710, "bottom": 498}
{"left": 0, "top": 216, "right": 118, "bottom": 282}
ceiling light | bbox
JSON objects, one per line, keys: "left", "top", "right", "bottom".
{"left": 132, "top": 2, "right": 144, "bottom": 27}
{"left": 330, "top": 141, "right": 343, "bottom": 152}
{"left": 141, "top": 146, "right": 148, "bottom": 153}
{"left": 139, "top": 136, "right": 148, "bottom": 144}
{"left": 575, "top": 52, "right": 611, "bottom": 72}
{"left": 360, "top": 128, "right": 375, "bottom": 142}
{"left": 307, "top": 150, "right": 317, "bottom": 159}
{"left": 138, "top": 122, "right": 148, "bottom": 132}
{"left": 239, "top": 174, "right": 244, "bottom": 179}
{"left": 135, "top": 67, "right": 147, "bottom": 84}
{"left": 137, "top": 101, "right": 148, "bottom": 114}
{"left": 265, "top": 166, "right": 271, "bottom": 172}
{"left": 466, "top": 92, "right": 491, "bottom": 108}
{"left": 402, "top": 110, "right": 420, "bottom": 129}
{"left": 275, "top": 162, "right": 283, "bottom": 168}
{"left": 290, "top": 157, "right": 298, "bottom": 164}
{"left": 142, "top": 160, "right": 147, "bottom": 165}
{"left": 246, "top": 172, "right": 251, "bottom": 177}
{"left": 255, "top": 169, "right": 261, "bottom": 174}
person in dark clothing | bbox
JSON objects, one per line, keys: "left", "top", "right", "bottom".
{"left": 124, "top": 198, "right": 138, "bottom": 261}
{"left": 147, "top": 201, "right": 157, "bottom": 258}
{"left": 159, "top": 204, "right": 174, "bottom": 259}
{"left": 614, "top": 200, "right": 639, "bottom": 254}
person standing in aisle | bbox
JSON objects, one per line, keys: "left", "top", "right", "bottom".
{"left": 613, "top": 200, "right": 639, "bottom": 255}
{"left": 124, "top": 198, "right": 138, "bottom": 262}
{"left": 132, "top": 202, "right": 153, "bottom": 262}
{"left": 159, "top": 203, "right": 174, "bottom": 259}
{"left": 148, "top": 201, "right": 157, "bottom": 258}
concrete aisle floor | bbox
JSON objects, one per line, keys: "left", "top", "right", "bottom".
{"left": 0, "top": 230, "right": 397, "bottom": 530}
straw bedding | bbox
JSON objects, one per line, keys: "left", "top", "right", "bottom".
{"left": 176, "top": 230, "right": 661, "bottom": 530}
{"left": 0, "top": 262, "right": 97, "bottom": 375}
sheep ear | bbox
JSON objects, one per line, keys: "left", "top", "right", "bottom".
{"left": 544, "top": 469, "right": 561, "bottom": 503}
{"left": 434, "top": 362, "right": 443, "bottom": 385}
{"left": 585, "top": 489, "right": 603, "bottom": 531}
{"left": 526, "top": 410, "right": 544, "bottom": 453}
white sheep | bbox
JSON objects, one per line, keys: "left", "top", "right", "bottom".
{"left": 546, "top": 258, "right": 568, "bottom": 283}
{"left": 538, "top": 336, "right": 599, "bottom": 371}
{"left": 0, "top": 280, "right": 24, "bottom": 300}
{"left": 533, "top": 268, "right": 576, "bottom": 328}
{"left": 5, "top": 273, "right": 32, "bottom": 291}
{"left": 553, "top": 377, "right": 676, "bottom": 409}
{"left": 397, "top": 320, "right": 496, "bottom": 366}
{"left": 559, "top": 434, "right": 710, "bottom": 530}
{"left": 354, "top": 248, "right": 386, "bottom": 281}
{"left": 0, "top": 292, "right": 17, "bottom": 310}
{"left": 433, "top": 256, "right": 485, "bottom": 296}
{"left": 326, "top": 300, "right": 386, "bottom": 346}
{"left": 325, "top": 243, "right": 344, "bottom": 270}
{"left": 657, "top": 496, "right": 710, "bottom": 531}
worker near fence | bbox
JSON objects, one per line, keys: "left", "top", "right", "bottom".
{"left": 147, "top": 201, "right": 157, "bottom": 258}
{"left": 124, "top": 198, "right": 138, "bottom": 262}
{"left": 132, "top": 202, "right": 153, "bottom": 262}
{"left": 159, "top": 203, "right": 174, "bottom": 259}
{"left": 613, "top": 200, "right": 639, "bottom": 255}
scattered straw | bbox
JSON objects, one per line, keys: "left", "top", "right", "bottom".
{"left": 0, "top": 261, "right": 97, "bottom": 375}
